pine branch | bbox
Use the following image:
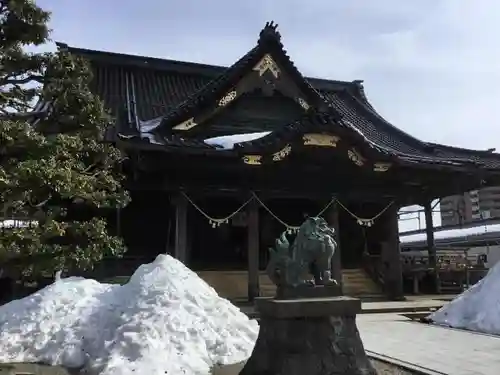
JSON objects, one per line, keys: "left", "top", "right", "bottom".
{"left": 0, "top": 109, "right": 47, "bottom": 119}
{"left": 0, "top": 0, "right": 130, "bottom": 277}
{"left": 2, "top": 74, "right": 44, "bottom": 85}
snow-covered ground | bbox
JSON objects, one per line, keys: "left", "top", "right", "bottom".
{"left": 430, "top": 260, "right": 500, "bottom": 335}
{"left": 0, "top": 255, "right": 259, "bottom": 375}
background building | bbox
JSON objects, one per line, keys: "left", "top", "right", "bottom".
{"left": 441, "top": 187, "right": 500, "bottom": 226}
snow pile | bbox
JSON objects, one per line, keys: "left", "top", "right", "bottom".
{"left": 430, "top": 261, "right": 500, "bottom": 335}
{"left": 0, "top": 255, "right": 259, "bottom": 375}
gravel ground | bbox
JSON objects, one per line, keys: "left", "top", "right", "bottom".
{"left": 212, "top": 358, "right": 419, "bottom": 375}
{"left": 371, "top": 358, "right": 418, "bottom": 375}
{"left": 0, "top": 359, "right": 418, "bottom": 375}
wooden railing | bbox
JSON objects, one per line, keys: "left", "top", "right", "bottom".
{"left": 436, "top": 268, "right": 486, "bottom": 293}
{"left": 402, "top": 252, "right": 485, "bottom": 269}
{"left": 362, "top": 253, "right": 385, "bottom": 290}
{"left": 403, "top": 252, "right": 488, "bottom": 294}
{"left": 362, "top": 252, "right": 489, "bottom": 294}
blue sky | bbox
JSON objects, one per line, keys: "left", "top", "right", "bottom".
{"left": 36, "top": 0, "right": 500, "bottom": 231}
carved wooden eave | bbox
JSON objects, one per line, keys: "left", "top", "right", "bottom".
{"left": 301, "top": 133, "right": 394, "bottom": 172}
{"left": 161, "top": 22, "right": 330, "bottom": 136}
{"left": 347, "top": 148, "right": 366, "bottom": 167}
{"left": 169, "top": 54, "right": 317, "bottom": 134}
{"left": 242, "top": 155, "right": 263, "bottom": 165}
{"left": 253, "top": 54, "right": 281, "bottom": 78}
{"left": 172, "top": 117, "right": 197, "bottom": 131}
{"left": 218, "top": 90, "right": 238, "bottom": 107}
{"left": 232, "top": 111, "right": 395, "bottom": 169}
{"left": 241, "top": 145, "right": 292, "bottom": 166}
{"left": 373, "top": 162, "right": 392, "bottom": 172}
{"left": 303, "top": 133, "right": 340, "bottom": 147}
{"left": 272, "top": 144, "right": 292, "bottom": 162}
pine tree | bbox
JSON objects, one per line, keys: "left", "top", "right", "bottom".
{"left": 0, "top": 0, "right": 130, "bottom": 277}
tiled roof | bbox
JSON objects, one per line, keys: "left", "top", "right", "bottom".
{"left": 428, "top": 144, "right": 500, "bottom": 170}
{"left": 232, "top": 111, "right": 391, "bottom": 156}
{"left": 322, "top": 90, "right": 495, "bottom": 168}
{"left": 324, "top": 91, "right": 426, "bottom": 155}
{"left": 56, "top": 22, "right": 500, "bottom": 171}
{"left": 86, "top": 60, "right": 212, "bottom": 119}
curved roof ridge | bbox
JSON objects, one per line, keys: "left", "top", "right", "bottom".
{"left": 340, "top": 86, "right": 431, "bottom": 151}
{"left": 56, "top": 42, "right": 230, "bottom": 77}
{"left": 159, "top": 44, "right": 261, "bottom": 121}
{"left": 428, "top": 142, "right": 500, "bottom": 157}
{"left": 232, "top": 111, "right": 390, "bottom": 157}
{"left": 55, "top": 41, "right": 359, "bottom": 96}
{"left": 154, "top": 21, "right": 337, "bottom": 133}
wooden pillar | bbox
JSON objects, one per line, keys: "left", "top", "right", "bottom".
{"left": 247, "top": 200, "right": 260, "bottom": 301}
{"left": 424, "top": 201, "right": 440, "bottom": 293}
{"left": 326, "top": 202, "right": 343, "bottom": 292}
{"left": 383, "top": 203, "right": 404, "bottom": 300}
{"left": 174, "top": 193, "right": 188, "bottom": 264}
{"left": 424, "top": 201, "right": 436, "bottom": 268}
{"left": 412, "top": 275, "right": 420, "bottom": 295}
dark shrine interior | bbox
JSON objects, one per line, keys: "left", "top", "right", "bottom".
{"left": 116, "top": 188, "right": 388, "bottom": 274}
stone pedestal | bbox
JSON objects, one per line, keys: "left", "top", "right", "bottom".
{"left": 240, "top": 296, "right": 377, "bottom": 375}
{"left": 275, "top": 283, "right": 341, "bottom": 300}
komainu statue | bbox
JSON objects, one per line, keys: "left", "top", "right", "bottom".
{"left": 266, "top": 216, "right": 337, "bottom": 288}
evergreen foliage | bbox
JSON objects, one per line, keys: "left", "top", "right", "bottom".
{"left": 0, "top": 0, "right": 130, "bottom": 277}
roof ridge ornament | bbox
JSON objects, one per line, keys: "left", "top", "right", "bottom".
{"left": 259, "top": 21, "right": 281, "bottom": 43}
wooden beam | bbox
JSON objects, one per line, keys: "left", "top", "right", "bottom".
{"left": 127, "top": 179, "right": 421, "bottom": 207}
{"left": 423, "top": 201, "right": 436, "bottom": 269}
{"left": 247, "top": 199, "right": 260, "bottom": 301}
{"left": 174, "top": 193, "right": 188, "bottom": 264}
{"left": 424, "top": 200, "right": 440, "bottom": 293}
{"left": 326, "top": 202, "right": 343, "bottom": 292}
{"left": 383, "top": 203, "right": 404, "bottom": 300}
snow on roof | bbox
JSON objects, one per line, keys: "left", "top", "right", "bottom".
{"left": 0, "top": 254, "right": 258, "bottom": 374}
{"left": 204, "top": 131, "right": 271, "bottom": 150}
{"left": 400, "top": 224, "right": 500, "bottom": 244}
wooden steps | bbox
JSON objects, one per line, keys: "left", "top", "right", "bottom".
{"left": 197, "top": 270, "right": 276, "bottom": 300}
{"left": 259, "top": 273, "right": 277, "bottom": 298}
{"left": 341, "top": 268, "right": 385, "bottom": 300}
{"left": 198, "top": 271, "right": 248, "bottom": 300}
{"left": 199, "top": 268, "right": 385, "bottom": 301}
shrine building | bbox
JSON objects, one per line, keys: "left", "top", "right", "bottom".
{"left": 57, "top": 22, "right": 500, "bottom": 301}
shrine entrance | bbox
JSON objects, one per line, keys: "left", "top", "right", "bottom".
{"left": 338, "top": 207, "right": 367, "bottom": 269}
{"left": 337, "top": 201, "right": 394, "bottom": 269}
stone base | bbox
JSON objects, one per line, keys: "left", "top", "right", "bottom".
{"left": 275, "top": 283, "right": 341, "bottom": 300}
{"left": 241, "top": 297, "right": 377, "bottom": 375}
{"left": 257, "top": 296, "right": 360, "bottom": 318}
